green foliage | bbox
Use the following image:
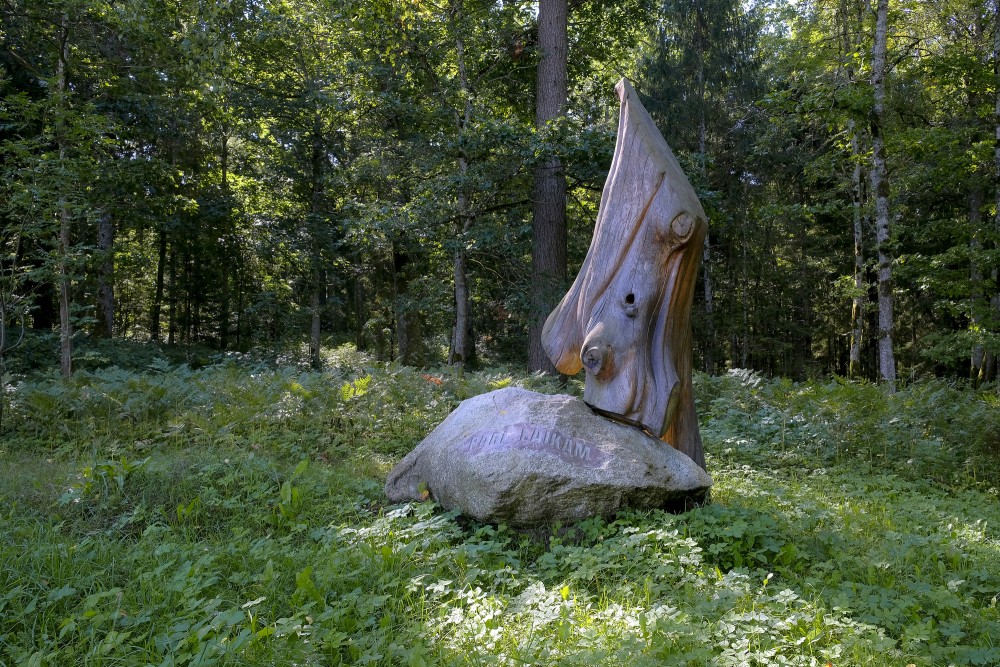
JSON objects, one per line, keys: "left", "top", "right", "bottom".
{"left": 3, "top": 0, "right": 998, "bottom": 379}
{"left": 1, "top": 355, "right": 999, "bottom": 665}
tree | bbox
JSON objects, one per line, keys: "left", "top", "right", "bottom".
{"left": 992, "top": 0, "right": 1000, "bottom": 382}
{"left": 640, "top": 0, "right": 762, "bottom": 374}
{"left": 528, "top": 0, "right": 568, "bottom": 374}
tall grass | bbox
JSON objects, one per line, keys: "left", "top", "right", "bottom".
{"left": 1, "top": 353, "right": 998, "bottom": 666}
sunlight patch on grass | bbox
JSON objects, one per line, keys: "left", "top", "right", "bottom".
{"left": 1, "top": 357, "right": 998, "bottom": 665}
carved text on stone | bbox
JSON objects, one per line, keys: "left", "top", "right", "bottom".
{"left": 458, "top": 423, "right": 607, "bottom": 467}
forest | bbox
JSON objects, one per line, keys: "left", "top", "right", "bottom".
{"left": 2, "top": 1, "right": 1000, "bottom": 666}
{"left": 2, "top": 0, "right": 998, "bottom": 382}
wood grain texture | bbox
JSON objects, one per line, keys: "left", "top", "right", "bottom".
{"left": 542, "top": 78, "right": 707, "bottom": 468}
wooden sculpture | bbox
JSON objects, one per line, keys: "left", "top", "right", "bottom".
{"left": 542, "top": 78, "right": 707, "bottom": 469}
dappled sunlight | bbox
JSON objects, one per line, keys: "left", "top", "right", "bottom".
{"left": 1, "top": 358, "right": 998, "bottom": 665}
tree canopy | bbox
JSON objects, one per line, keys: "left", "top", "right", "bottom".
{"left": 1, "top": 0, "right": 998, "bottom": 382}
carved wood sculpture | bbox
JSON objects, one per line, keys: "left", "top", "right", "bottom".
{"left": 542, "top": 78, "right": 708, "bottom": 469}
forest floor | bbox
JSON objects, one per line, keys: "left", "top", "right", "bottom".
{"left": 1, "top": 345, "right": 999, "bottom": 666}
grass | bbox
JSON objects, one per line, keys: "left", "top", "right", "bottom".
{"left": 0, "top": 346, "right": 998, "bottom": 666}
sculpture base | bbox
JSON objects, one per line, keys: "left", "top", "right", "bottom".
{"left": 384, "top": 387, "right": 712, "bottom": 526}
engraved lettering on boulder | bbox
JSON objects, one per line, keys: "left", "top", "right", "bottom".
{"left": 457, "top": 423, "right": 606, "bottom": 467}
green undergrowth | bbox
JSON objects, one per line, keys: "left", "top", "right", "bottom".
{"left": 1, "top": 352, "right": 998, "bottom": 666}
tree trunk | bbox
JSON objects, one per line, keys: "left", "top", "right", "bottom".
{"left": 353, "top": 269, "right": 367, "bottom": 352}
{"left": 150, "top": 229, "right": 167, "bottom": 342}
{"left": 702, "top": 231, "right": 715, "bottom": 374}
{"left": 192, "top": 251, "right": 202, "bottom": 342}
{"left": 56, "top": 15, "right": 72, "bottom": 378}
{"left": 310, "top": 269, "right": 322, "bottom": 369}
{"left": 235, "top": 252, "right": 244, "bottom": 350}
{"left": 220, "top": 260, "right": 230, "bottom": 349}
{"left": 393, "top": 249, "right": 427, "bottom": 366}
{"left": 842, "top": 0, "right": 866, "bottom": 380}
{"left": 849, "top": 120, "right": 865, "bottom": 378}
{"left": 695, "top": 3, "right": 716, "bottom": 375}
{"left": 528, "top": 0, "right": 568, "bottom": 373}
{"left": 970, "top": 189, "right": 986, "bottom": 382}
{"left": 220, "top": 132, "right": 231, "bottom": 350}
{"left": 451, "top": 236, "right": 475, "bottom": 367}
{"left": 992, "top": 0, "right": 1000, "bottom": 385}
{"left": 183, "top": 247, "right": 192, "bottom": 347}
{"left": 308, "top": 110, "right": 326, "bottom": 370}
{"left": 870, "top": 0, "right": 896, "bottom": 390}
{"left": 451, "top": 30, "right": 476, "bottom": 368}
{"left": 95, "top": 209, "right": 115, "bottom": 338}
{"left": 739, "top": 202, "right": 749, "bottom": 368}
{"left": 168, "top": 244, "right": 177, "bottom": 345}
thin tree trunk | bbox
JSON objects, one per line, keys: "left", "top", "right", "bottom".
{"left": 739, "top": 199, "right": 749, "bottom": 368}
{"left": 220, "top": 132, "right": 231, "bottom": 350}
{"left": 353, "top": 271, "right": 366, "bottom": 351}
{"left": 56, "top": 14, "right": 72, "bottom": 378}
{"left": 992, "top": 0, "right": 1000, "bottom": 385}
{"left": 372, "top": 259, "right": 386, "bottom": 361}
{"left": 695, "top": 5, "right": 707, "bottom": 172}
{"left": 528, "top": 0, "right": 567, "bottom": 373}
{"left": 452, "top": 29, "right": 476, "bottom": 367}
{"left": 58, "top": 215, "right": 71, "bottom": 378}
{"left": 220, "top": 262, "right": 230, "bottom": 349}
{"left": 308, "top": 111, "right": 325, "bottom": 370}
{"left": 695, "top": 5, "right": 716, "bottom": 374}
{"left": 871, "top": 0, "right": 896, "bottom": 389}
{"left": 391, "top": 249, "right": 411, "bottom": 366}
{"left": 235, "top": 251, "right": 244, "bottom": 350}
{"left": 0, "top": 294, "right": 6, "bottom": 431}
{"left": 168, "top": 244, "right": 177, "bottom": 345}
{"left": 452, "top": 229, "right": 475, "bottom": 366}
{"left": 702, "top": 231, "right": 715, "bottom": 374}
{"left": 849, "top": 120, "right": 865, "bottom": 378}
{"left": 95, "top": 210, "right": 115, "bottom": 338}
{"left": 970, "top": 189, "right": 986, "bottom": 382}
{"left": 309, "top": 270, "right": 322, "bottom": 369}
{"left": 192, "top": 253, "right": 201, "bottom": 342}
{"left": 183, "top": 247, "right": 192, "bottom": 348}
{"left": 393, "top": 248, "right": 426, "bottom": 366}
{"left": 844, "top": 0, "right": 867, "bottom": 381}
{"left": 150, "top": 229, "right": 167, "bottom": 341}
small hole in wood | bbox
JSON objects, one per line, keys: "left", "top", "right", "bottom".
{"left": 625, "top": 293, "right": 635, "bottom": 304}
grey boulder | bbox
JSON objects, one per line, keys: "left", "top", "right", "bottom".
{"left": 384, "top": 387, "right": 711, "bottom": 526}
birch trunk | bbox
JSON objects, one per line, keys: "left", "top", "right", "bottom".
{"left": 849, "top": 120, "right": 865, "bottom": 378}
{"left": 183, "top": 248, "right": 192, "bottom": 347}
{"left": 970, "top": 189, "right": 985, "bottom": 382}
{"left": 56, "top": 15, "right": 72, "bottom": 378}
{"left": 870, "top": 0, "right": 896, "bottom": 389}
{"left": 528, "top": 0, "right": 567, "bottom": 373}
{"left": 842, "top": 1, "right": 866, "bottom": 379}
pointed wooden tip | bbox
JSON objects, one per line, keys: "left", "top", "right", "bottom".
{"left": 613, "top": 78, "right": 706, "bottom": 221}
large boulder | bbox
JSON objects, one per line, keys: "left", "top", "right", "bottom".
{"left": 384, "top": 387, "right": 711, "bottom": 526}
